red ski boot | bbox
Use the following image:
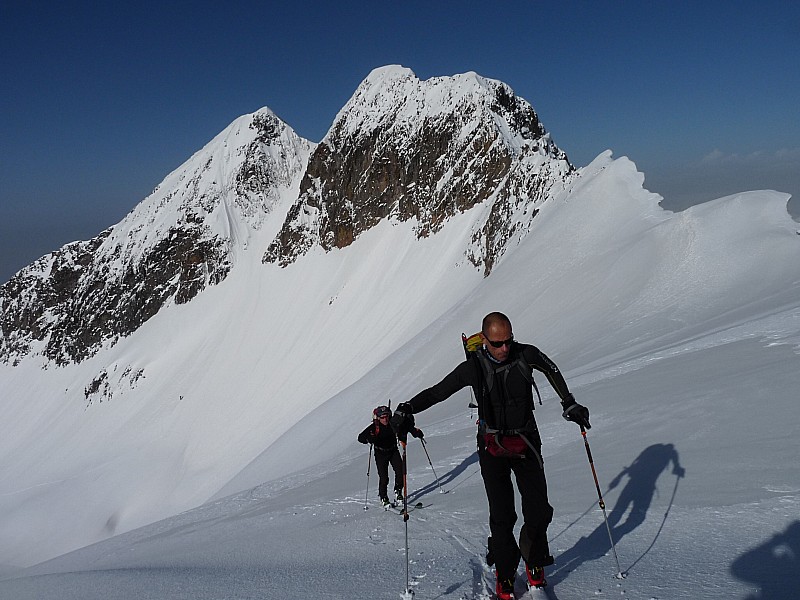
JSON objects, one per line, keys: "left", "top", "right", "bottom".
{"left": 525, "top": 563, "right": 547, "bottom": 589}
{"left": 495, "top": 571, "right": 515, "bottom": 600}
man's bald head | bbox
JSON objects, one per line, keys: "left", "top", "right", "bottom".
{"left": 482, "top": 312, "right": 512, "bottom": 334}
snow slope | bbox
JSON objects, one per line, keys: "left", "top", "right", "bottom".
{"left": 1, "top": 150, "right": 798, "bottom": 599}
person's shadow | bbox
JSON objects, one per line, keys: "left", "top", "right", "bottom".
{"left": 409, "top": 450, "right": 479, "bottom": 502}
{"left": 730, "top": 520, "right": 800, "bottom": 599}
{"left": 549, "top": 443, "right": 685, "bottom": 584}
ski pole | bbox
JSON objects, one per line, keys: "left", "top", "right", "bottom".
{"left": 363, "top": 444, "right": 373, "bottom": 511}
{"left": 420, "top": 438, "right": 445, "bottom": 493}
{"left": 580, "top": 425, "right": 625, "bottom": 579}
{"left": 400, "top": 439, "right": 414, "bottom": 599}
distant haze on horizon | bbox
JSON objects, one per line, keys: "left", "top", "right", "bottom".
{"left": 2, "top": 1, "right": 798, "bottom": 283}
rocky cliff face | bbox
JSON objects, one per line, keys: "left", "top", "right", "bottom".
{"left": 263, "top": 66, "right": 573, "bottom": 274}
{"left": 0, "top": 109, "right": 311, "bottom": 365}
{"left": 1, "top": 67, "right": 573, "bottom": 367}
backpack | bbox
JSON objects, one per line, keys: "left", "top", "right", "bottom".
{"left": 462, "top": 332, "right": 542, "bottom": 414}
{"left": 462, "top": 332, "right": 543, "bottom": 464}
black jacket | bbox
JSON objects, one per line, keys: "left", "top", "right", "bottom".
{"left": 406, "top": 342, "right": 572, "bottom": 431}
{"left": 358, "top": 421, "right": 398, "bottom": 452}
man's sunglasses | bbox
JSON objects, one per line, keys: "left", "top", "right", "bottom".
{"left": 485, "top": 336, "right": 514, "bottom": 348}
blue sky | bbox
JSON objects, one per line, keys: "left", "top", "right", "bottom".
{"left": 2, "top": 1, "right": 798, "bottom": 283}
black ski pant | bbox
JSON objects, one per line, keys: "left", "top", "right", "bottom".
{"left": 479, "top": 445, "right": 554, "bottom": 579}
{"left": 375, "top": 448, "right": 403, "bottom": 500}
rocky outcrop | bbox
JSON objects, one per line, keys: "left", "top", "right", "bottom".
{"left": 0, "top": 224, "right": 231, "bottom": 365}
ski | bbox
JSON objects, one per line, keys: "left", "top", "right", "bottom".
{"left": 504, "top": 583, "right": 547, "bottom": 600}
{"left": 520, "top": 573, "right": 550, "bottom": 599}
{"left": 392, "top": 501, "right": 425, "bottom": 514}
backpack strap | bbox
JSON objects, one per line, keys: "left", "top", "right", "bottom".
{"left": 476, "top": 348, "right": 542, "bottom": 406}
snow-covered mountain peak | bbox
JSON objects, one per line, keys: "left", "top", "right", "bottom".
{"left": 0, "top": 108, "right": 312, "bottom": 365}
{"left": 133, "top": 106, "right": 308, "bottom": 233}
{"left": 265, "top": 67, "right": 574, "bottom": 271}
{"left": 329, "top": 66, "right": 551, "bottom": 154}
{"left": 359, "top": 63, "right": 416, "bottom": 84}
{"left": 96, "top": 105, "right": 312, "bottom": 278}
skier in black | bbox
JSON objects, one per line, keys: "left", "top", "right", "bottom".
{"left": 391, "top": 312, "right": 590, "bottom": 598}
{"left": 358, "top": 405, "right": 423, "bottom": 507}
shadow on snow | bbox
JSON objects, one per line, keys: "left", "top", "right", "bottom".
{"left": 730, "top": 520, "right": 800, "bottom": 600}
{"left": 408, "top": 450, "right": 480, "bottom": 503}
{"left": 549, "top": 443, "right": 685, "bottom": 585}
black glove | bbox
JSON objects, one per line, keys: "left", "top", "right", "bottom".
{"left": 411, "top": 428, "right": 424, "bottom": 439}
{"left": 390, "top": 402, "right": 415, "bottom": 442}
{"left": 561, "top": 395, "right": 591, "bottom": 429}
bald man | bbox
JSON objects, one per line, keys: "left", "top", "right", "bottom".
{"left": 392, "top": 312, "right": 589, "bottom": 596}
